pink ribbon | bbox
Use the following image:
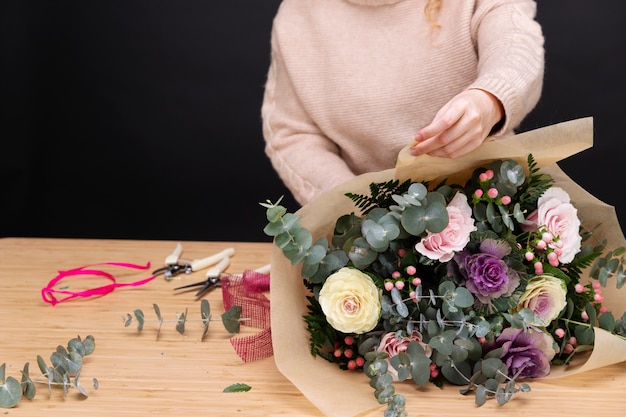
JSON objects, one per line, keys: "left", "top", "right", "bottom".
{"left": 42, "top": 261, "right": 156, "bottom": 305}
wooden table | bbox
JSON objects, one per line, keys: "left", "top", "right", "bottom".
{"left": 2, "top": 238, "right": 626, "bottom": 416}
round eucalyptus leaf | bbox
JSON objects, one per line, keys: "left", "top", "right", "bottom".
{"left": 66, "top": 352, "right": 83, "bottom": 375}
{"left": 452, "top": 287, "right": 474, "bottom": 308}
{"left": 390, "top": 352, "right": 411, "bottom": 382}
{"left": 265, "top": 204, "right": 287, "bottom": 223}
{"left": 348, "top": 238, "right": 378, "bottom": 269}
{"left": 500, "top": 159, "right": 525, "bottom": 186}
{"left": 304, "top": 241, "right": 328, "bottom": 265}
{"left": 400, "top": 205, "right": 426, "bottom": 236}
{"left": 450, "top": 343, "right": 469, "bottom": 363}
{"left": 301, "top": 261, "right": 320, "bottom": 279}
{"left": 68, "top": 338, "right": 86, "bottom": 357}
{"left": 374, "top": 385, "right": 395, "bottom": 404}
{"left": 50, "top": 352, "right": 68, "bottom": 374}
{"left": 480, "top": 357, "right": 505, "bottom": 379}
{"left": 475, "top": 384, "right": 487, "bottom": 406}
{"left": 407, "top": 182, "right": 427, "bottom": 200}
{"left": 221, "top": 305, "right": 243, "bottom": 334}
{"left": 513, "top": 202, "right": 525, "bottom": 223}
{"left": 425, "top": 191, "right": 446, "bottom": 207}
{"left": 441, "top": 359, "right": 471, "bottom": 386}
{"left": 0, "top": 376, "right": 22, "bottom": 408}
{"left": 82, "top": 335, "right": 96, "bottom": 356}
{"left": 424, "top": 203, "right": 448, "bottom": 233}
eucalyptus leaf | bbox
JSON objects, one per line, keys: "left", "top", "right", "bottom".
{"left": 441, "top": 359, "right": 471, "bottom": 386}
{"left": 201, "top": 300, "right": 211, "bottom": 339}
{"left": 68, "top": 338, "right": 86, "bottom": 357}
{"left": 65, "top": 352, "right": 83, "bottom": 375}
{"left": 390, "top": 353, "right": 411, "bottom": 382}
{"left": 264, "top": 202, "right": 286, "bottom": 223}
{"left": 134, "top": 309, "right": 145, "bottom": 331}
{"left": 222, "top": 306, "right": 243, "bottom": 334}
{"left": 598, "top": 311, "right": 616, "bottom": 332}
{"left": 400, "top": 205, "right": 427, "bottom": 236}
{"left": 0, "top": 376, "right": 22, "bottom": 408}
{"left": 36, "top": 355, "right": 48, "bottom": 376}
{"left": 153, "top": 303, "right": 162, "bottom": 321}
{"left": 20, "top": 363, "right": 36, "bottom": 400}
{"left": 424, "top": 202, "right": 448, "bottom": 233}
{"left": 176, "top": 308, "right": 188, "bottom": 334}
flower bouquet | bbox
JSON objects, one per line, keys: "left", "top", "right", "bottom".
{"left": 264, "top": 118, "right": 626, "bottom": 416}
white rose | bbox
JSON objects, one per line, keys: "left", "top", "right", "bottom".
{"left": 318, "top": 267, "right": 381, "bottom": 334}
{"left": 513, "top": 274, "right": 567, "bottom": 327}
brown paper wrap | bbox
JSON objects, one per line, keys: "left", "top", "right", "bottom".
{"left": 270, "top": 117, "right": 626, "bottom": 416}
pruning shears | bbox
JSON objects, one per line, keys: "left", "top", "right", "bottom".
{"left": 173, "top": 254, "right": 231, "bottom": 298}
{"left": 152, "top": 243, "right": 235, "bottom": 280}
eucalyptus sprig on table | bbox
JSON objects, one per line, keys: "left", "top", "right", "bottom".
{"left": 123, "top": 300, "right": 244, "bottom": 340}
{"left": 0, "top": 335, "right": 98, "bottom": 408}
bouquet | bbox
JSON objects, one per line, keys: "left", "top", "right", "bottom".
{"left": 264, "top": 118, "right": 626, "bottom": 416}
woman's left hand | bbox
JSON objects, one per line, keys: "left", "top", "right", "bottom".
{"left": 410, "top": 89, "right": 504, "bottom": 158}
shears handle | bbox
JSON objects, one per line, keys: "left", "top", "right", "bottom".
{"left": 165, "top": 242, "right": 184, "bottom": 265}
{"left": 190, "top": 247, "right": 235, "bottom": 271}
{"left": 205, "top": 255, "right": 231, "bottom": 278}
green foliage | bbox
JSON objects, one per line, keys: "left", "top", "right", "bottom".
{"left": 345, "top": 179, "right": 412, "bottom": 214}
{"left": 223, "top": 382, "right": 252, "bottom": 393}
{"left": 516, "top": 154, "right": 554, "bottom": 212}
{"left": 0, "top": 335, "right": 97, "bottom": 408}
{"left": 123, "top": 302, "right": 243, "bottom": 340}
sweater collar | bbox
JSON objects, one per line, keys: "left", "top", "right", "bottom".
{"left": 344, "top": 0, "right": 406, "bottom": 6}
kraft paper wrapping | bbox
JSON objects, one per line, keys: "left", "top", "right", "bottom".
{"left": 270, "top": 117, "right": 626, "bottom": 416}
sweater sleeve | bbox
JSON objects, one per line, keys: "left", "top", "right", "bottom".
{"left": 468, "top": 0, "right": 545, "bottom": 135}
{"left": 261, "top": 28, "right": 356, "bottom": 205}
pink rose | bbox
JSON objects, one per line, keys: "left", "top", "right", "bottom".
{"left": 415, "top": 193, "right": 476, "bottom": 262}
{"left": 535, "top": 187, "right": 581, "bottom": 263}
{"left": 377, "top": 330, "right": 431, "bottom": 380}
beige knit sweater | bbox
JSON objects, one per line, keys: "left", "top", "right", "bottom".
{"left": 262, "top": 0, "right": 544, "bottom": 205}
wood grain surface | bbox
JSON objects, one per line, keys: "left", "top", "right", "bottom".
{"left": 1, "top": 238, "right": 625, "bottom": 416}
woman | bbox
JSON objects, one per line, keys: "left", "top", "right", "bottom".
{"left": 261, "top": 0, "right": 544, "bottom": 205}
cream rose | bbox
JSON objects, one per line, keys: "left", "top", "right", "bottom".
{"left": 512, "top": 274, "right": 567, "bottom": 327}
{"left": 318, "top": 267, "right": 381, "bottom": 334}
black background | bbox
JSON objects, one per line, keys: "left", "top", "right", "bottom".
{"left": 2, "top": 1, "right": 625, "bottom": 242}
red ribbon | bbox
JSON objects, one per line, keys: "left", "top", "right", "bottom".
{"left": 221, "top": 270, "right": 273, "bottom": 362}
{"left": 42, "top": 262, "right": 156, "bottom": 305}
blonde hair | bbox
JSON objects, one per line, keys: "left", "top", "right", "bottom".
{"left": 424, "top": 0, "right": 442, "bottom": 30}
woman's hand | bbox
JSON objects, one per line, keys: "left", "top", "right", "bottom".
{"left": 410, "top": 89, "right": 504, "bottom": 158}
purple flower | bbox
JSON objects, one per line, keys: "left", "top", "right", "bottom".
{"left": 455, "top": 239, "right": 520, "bottom": 304}
{"left": 485, "top": 327, "right": 556, "bottom": 379}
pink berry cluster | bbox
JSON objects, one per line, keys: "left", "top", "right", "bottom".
{"left": 554, "top": 280, "right": 607, "bottom": 354}
{"left": 471, "top": 169, "right": 512, "bottom": 206}
{"left": 384, "top": 248, "right": 422, "bottom": 301}
{"left": 553, "top": 329, "right": 579, "bottom": 354}
{"left": 333, "top": 335, "right": 365, "bottom": 370}
{"left": 575, "top": 280, "right": 608, "bottom": 316}
{"left": 524, "top": 227, "right": 564, "bottom": 274}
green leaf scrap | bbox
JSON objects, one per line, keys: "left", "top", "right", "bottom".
{"left": 223, "top": 383, "right": 252, "bottom": 393}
